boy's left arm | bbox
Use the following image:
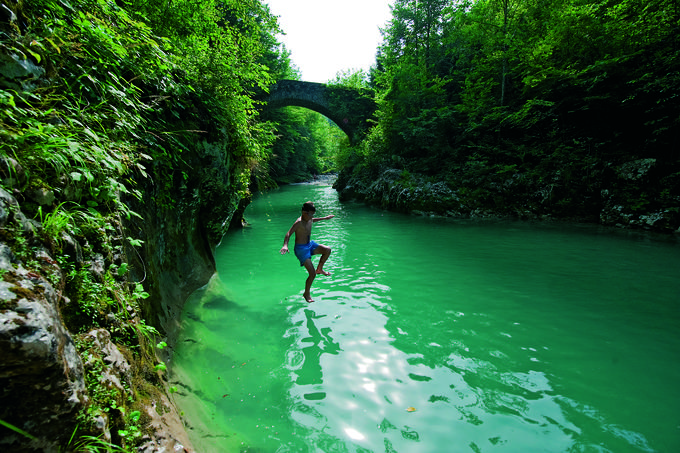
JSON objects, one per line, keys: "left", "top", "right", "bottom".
{"left": 313, "top": 215, "right": 334, "bottom": 222}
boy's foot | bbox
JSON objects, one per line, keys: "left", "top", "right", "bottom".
{"left": 303, "top": 292, "right": 314, "bottom": 303}
{"left": 316, "top": 269, "right": 331, "bottom": 276}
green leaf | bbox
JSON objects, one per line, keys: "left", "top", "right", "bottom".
{"left": 25, "top": 47, "right": 41, "bottom": 63}
{"left": 0, "top": 92, "right": 16, "bottom": 107}
{"left": 83, "top": 128, "right": 100, "bottom": 142}
{"left": 129, "top": 411, "right": 141, "bottom": 423}
{"left": 44, "top": 37, "right": 61, "bottom": 54}
{"left": 0, "top": 418, "right": 36, "bottom": 440}
{"left": 128, "top": 237, "right": 144, "bottom": 247}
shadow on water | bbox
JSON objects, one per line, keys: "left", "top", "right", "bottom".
{"left": 201, "top": 294, "right": 242, "bottom": 312}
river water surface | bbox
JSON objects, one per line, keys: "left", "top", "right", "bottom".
{"left": 171, "top": 182, "right": 680, "bottom": 453}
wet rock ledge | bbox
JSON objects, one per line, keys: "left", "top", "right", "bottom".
{"left": 335, "top": 159, "right": 680, "bottom": 233}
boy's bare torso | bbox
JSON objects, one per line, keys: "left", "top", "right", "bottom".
{"left": 292, "top": 215, "right": 313, "bottom": 244}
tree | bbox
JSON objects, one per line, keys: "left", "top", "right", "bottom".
{"left": 339, "top": 0, "right": 680, "bottom": 228}
{"left": 380, "top": 0, "right": 449, "bottom": 71}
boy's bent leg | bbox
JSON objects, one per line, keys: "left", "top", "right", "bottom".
{"left": 302, "top": 259, "right": 316, "bottom": 302}
{"left": 312, "top": 244, "right": 332, "bottom": 276}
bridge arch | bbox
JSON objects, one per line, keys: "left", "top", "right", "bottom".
{"left": 261, "top": 80, "right": 377, "bottom": 145}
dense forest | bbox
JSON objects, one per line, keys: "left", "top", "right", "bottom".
{"left": 0, "top": 0, "right": 678, "bottom": 451}
{"left": 335, "top": 0, "right": 680, "bottom": 231}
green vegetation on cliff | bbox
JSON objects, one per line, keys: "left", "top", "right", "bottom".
{"left": 0, "top": 0, "right": 288, "bottom": 450}
{"left": 336, "top": 0, "right": 680, "bottom": 231}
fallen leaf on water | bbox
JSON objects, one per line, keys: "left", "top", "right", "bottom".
{"left": 222, "top": 394, "right": 229, "bottom": 398}
{"left": 406, "top": 407, "right": 416, "bottom": 412}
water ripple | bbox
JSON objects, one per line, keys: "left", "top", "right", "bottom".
{"left": 172, "top": 183, "right": 680, "bottom": 453}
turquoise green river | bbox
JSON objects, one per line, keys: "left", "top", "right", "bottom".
{"left": 171, "top": 182, "right": 680, "bottom": 453}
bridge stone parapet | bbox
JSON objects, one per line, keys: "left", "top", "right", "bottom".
{"left": 262, "top": 80, "right": 377, "bottom": 145}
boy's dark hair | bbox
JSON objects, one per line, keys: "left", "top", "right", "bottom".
{"left": 302, "top": 201, "right": 316, "bottom": 213}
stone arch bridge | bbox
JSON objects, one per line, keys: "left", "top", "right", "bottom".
{"left": 261, "top": 80, "right": 377, "bottom": 145}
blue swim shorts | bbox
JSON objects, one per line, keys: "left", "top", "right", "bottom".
{"left": 294, "top": 241, "right": 319, "bottom": 266}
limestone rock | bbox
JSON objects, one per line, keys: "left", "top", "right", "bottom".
{"left": 0, "top": 187, "right": 40, "bottom": 235}
{"left": 86, "top": 328, "right": 132, "bottom": 395}
{"left": 0, "top": 156, "right": 27, "bottom": 190}
{"left": 0, "top": 49, "right": 46, "bottom": 91}
{"left": 0, "top": 261, "right": 88, "bottom": 452}
{"left": 616, "top": 158, "right": 656, "bottom": 180}
{"left": 136, "top": 392, "right": 192, "bottom": 453}
{"left": 30, "top": 187, "right": 56, "bottom": 206}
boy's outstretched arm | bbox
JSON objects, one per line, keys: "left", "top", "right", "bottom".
{"left": 313, "top": 215, "right": 335, "bottom": 222}
{"left": 280, "top": 220, "right": 299, "bottom": 254}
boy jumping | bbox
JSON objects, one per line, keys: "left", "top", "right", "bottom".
{"left": 280, "top": 201, "right": 334, "bottom": 303}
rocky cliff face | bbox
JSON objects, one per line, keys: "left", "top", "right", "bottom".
{"left": 0, "top": 140, "right": 244, "bottom": 451}
{"left": 131, "top": 140, "right": 244, "bottom": 348}
{"left": 0, "top": 227, "right": 87, "bottom": 451}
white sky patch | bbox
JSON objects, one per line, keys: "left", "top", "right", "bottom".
{"left": 265, "top": 0, "right": 394, "bottom": 83}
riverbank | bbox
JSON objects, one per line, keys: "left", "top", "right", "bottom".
{"left": 334, "top": 160, "right": 680, "bottom": 233}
